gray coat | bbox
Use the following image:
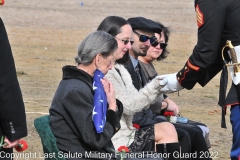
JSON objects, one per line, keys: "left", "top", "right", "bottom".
{"left": 50, "top": 66, "right": 122, "bottom": 159}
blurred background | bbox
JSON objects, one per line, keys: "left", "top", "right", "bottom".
{"left": 0, "top": 1, "right": 232, "bottom": 159}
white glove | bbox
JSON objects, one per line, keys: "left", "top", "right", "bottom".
{"left": 157, "top": 73, "right": 183, "bottom": 93}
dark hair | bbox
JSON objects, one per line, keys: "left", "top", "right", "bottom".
{"left": 155, "top": 21, "right": 170, "bottom": 61}
{"left": 97, "top": 16, "right": 129, "bottom": 64}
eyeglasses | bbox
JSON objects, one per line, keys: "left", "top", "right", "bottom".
{"left": 151, "top": 40, "right": 168, "bottom": 49}
{"left": 115, "top": 37, "right": 134, "bottom": 45}
{"left": 133, "top": 31, "right": 156, "bottom": 44}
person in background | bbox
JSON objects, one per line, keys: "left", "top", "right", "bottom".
{"left": 50, "top": 31, "right": 123, "bottom": 159}
{"left": 158, "top": 1, "right": 240, "bottom": 159}
{"left": 97, "top": 16, "right": 180, "bottom": 159}
{"left": 0, "top": 17, "right": 27, "bottom": 159}
{"left": 138, "top": 21, "right": 211, "bottom": 155}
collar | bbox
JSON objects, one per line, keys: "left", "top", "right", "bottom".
{"left": 62, "top": 65, "right": 93, "bottom": 91}
{"left": 129, "top": 54, "right": 139, "bottom": 68}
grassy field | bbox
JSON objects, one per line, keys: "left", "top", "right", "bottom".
{"left": 0, "top": 0, "right": 233, "bottom": 159}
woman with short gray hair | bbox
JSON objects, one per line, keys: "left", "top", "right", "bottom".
{"left": 49, "top": 30, "right": 123, "bottom": 159}
{"left": 75, "top": 30, "right": 117, "bottom": 67}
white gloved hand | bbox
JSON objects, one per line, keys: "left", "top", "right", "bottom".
{"left": 157, "top": 73, "right": 183, "bottom": 93}
{"left": 155, "top": 73, "right": 172, "bottom": 87}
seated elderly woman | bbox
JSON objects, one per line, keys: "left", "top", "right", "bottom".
{"left": 49, "top": 31, "right": 123, "bottom": 159}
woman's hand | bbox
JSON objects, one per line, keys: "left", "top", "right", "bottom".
{"left": 164, "top": 98, "right": 179, "bottom": 115}
{"left": 101, "top": 77, "right": 117, "bottom": 111}
{"left": 3, "top": 137, "right": 20, "bottom": 148}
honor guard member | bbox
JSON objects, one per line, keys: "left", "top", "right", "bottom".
{"left": 0, "top": 17, "right": 28, "bottom": 159}
{"left": 157, "top": 0, "right": 240, "bottom": 159}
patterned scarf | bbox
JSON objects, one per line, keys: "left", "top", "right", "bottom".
{"left": 92, "top": 69, "right": 107, "bottom": 133}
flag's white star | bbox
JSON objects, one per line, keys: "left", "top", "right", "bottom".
{"left": 99, "top": 120, "right": 104, "bottom": 128}
{"left": 93, "top": 81, "right": 98, "bottom": 90}
{"left": 92, "top": 106, "right": 98, "bottom": 120}
{"left": 100, "top": 100, "right": 103, "bottom": 103}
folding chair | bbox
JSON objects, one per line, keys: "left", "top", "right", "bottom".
{"left": 34, "top": 115, "right": 65, "bottom": 160}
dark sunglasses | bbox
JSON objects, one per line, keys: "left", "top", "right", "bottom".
{"left": 151, "top": 41, "right": 168, "bottom": 49}
{"left": 133, "top": 31, "right": 156, "bottom": 44}
{"left": 115, "top": 37, "right": 134, "bottom": 45}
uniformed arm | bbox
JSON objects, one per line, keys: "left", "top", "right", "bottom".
{"left": 62, "top": 89, "right": 120, "bottom": 150}
{"left": 0, "top": 18, "right": 27, "bottom": 142}
{"left": 106, "top": 65, "right": 162, "bottom": 116}
{"left": 177, "top": 1, "right": 226, "bottom": 89}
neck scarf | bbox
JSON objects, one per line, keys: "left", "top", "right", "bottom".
{"left": 92, "top": 69, "right": 107, "bottom": 133}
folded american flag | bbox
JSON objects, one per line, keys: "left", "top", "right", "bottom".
{"left": 92, "top": 69, "right": 107, "bottom": 133}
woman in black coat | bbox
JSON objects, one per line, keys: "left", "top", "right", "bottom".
{"left": 50, "top": 31, "right": 123, "bottom": 160}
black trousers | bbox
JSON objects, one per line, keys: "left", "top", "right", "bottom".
{"left": 174, "top": 123, "right": 212, "bottom": 160}
{"left": 0, "top": 148, "right": 13, "bottom": 160}
{"left": 175, "top": 127, "right": 192, "bottom": 160}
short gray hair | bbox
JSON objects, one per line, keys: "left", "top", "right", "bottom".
{"left": 75, "top": 31, "right": 118, "bottom": 65}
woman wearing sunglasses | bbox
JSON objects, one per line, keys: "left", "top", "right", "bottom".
{"left": 138, "top": 21, "right": 212, "bottom": 159}
{"left": 97, "top": 16, "right": 180, "bottom": 159}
